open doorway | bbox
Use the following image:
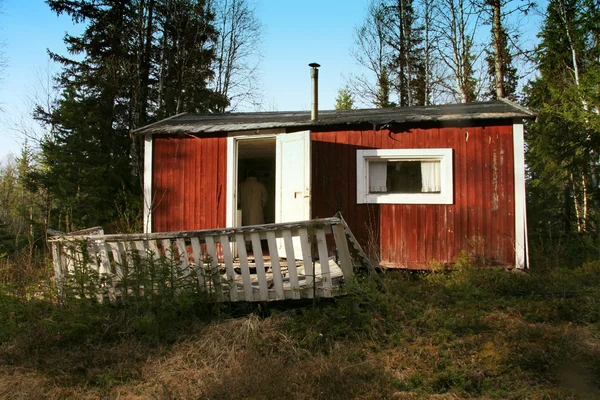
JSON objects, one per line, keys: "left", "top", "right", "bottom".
{"left": 227, "top": 131, "right": 311, "bottom": 260}
{"left": 236, "top": 138, "right": 276, "bottom": 226}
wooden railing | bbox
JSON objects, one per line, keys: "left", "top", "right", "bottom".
{"left": 48, "top": 217, "right": 355, "bottom": 303}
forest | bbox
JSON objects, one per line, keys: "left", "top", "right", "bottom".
{"left": 0, "top": 1, "right": 599, "bottom": 398}
{"left": 0, "top": 0, "right": 599, "bottom": 268}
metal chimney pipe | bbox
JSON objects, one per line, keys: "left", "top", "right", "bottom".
{"left": 309, "top": 62, "right": 320, "bottom": 121}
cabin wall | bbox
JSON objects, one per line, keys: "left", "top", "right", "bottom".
{"left": 311, "top": 123, "right": 516, "bottom": 268}
{"left": 152, "top": 135, "right": 227, "bottom": 232}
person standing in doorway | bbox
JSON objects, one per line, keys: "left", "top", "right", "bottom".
{"left": 240, "top": 170, "right": 268, "bottom": 226}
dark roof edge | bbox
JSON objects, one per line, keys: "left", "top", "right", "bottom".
{"left": 130, "top": 112, "right": 188, "bottom": 135}
{"left": 498, "top": 98, "right": 536, "bottom": 117}
{"left": 134, "top": 112, "right": 533, "bottom": 136}
{"left": 131, "top": 101, "right": 537, "bottom": 136}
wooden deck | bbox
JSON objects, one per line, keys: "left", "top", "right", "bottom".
{"left": 48, "top": 216, "right": 363, "bottom": 303}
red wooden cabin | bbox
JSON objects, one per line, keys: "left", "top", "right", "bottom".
{"left": 134, "top": 100, "right": 534, "bottom": 269}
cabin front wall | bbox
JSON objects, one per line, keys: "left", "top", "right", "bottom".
{"left": 152, "top": 135, "right": 228, "bottom": 232}
{"left": 311, "top": 122, "right": 517, "bottom": 268}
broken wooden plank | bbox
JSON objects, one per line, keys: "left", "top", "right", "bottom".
{"left": 250, "top": 232, "right": 269, "bottom": 301}
{"left": 47, "top": 218, "right": 342, "bottom": 243}
{"left": 298, "top": 227, "right": 313, "bottom": 298}
{"left": 315, "top": 228, "right": 332, "bottom": 296}
{"left": 235, "top": 233, "right": 253, "bottom": 301}
{"left": 332, "top": 223, "right": 353, "bottom": 279}
{"left": 219, "top": 234, "right": 238, "bottom": 302}
{"left": 282, "top": 230, "right": 300, "bottom": 299}
{"left": 266, "top": 231, "right": 285, "bottom": 300}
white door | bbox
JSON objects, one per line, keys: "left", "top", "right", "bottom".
{"left": 275, "top": 130, "right": 311, "bottom": 258}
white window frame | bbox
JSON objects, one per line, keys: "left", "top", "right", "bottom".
{"left": 357, "top": 148, "right": 454, "bottom": 204}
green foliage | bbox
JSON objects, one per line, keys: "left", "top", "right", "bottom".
{"left": 1, "top": 256, "right": 600, "bottom": 398}
{"left": 0, "top": 146, "right": 46, "bottom": 259}
{"left": 334, "top": 86, "right": 354, "bottom": 110}
{"left": 0, "top": 246, "right": 224, "bottom": 348}
{"left": 525, "top": 0, "right": 600, "bottom": 236}
{"left": 376, "top": 66, "right": 396, "bottom": 108}
{"left": 278, "top": 265, "right": 600, "bottom": 398}
{"left": 377, "top": 0, "right": 426, "bottom": 107}
{"left": 29, "top": 0, "right": 229, "bottom": 233}
{"left": 485, "top": 21, "right": 518, "bottom": 101}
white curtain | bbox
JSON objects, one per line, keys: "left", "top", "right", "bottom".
{"left": 369, "top": 162, "right": 388, "bottom": 192}
{"left": 421, "top": 161, "right": 441, "bottom": 192}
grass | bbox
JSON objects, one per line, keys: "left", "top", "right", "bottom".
{"left": 0, "top": 258, "right": 599, "bottom": 399}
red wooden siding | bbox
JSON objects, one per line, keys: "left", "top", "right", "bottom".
{"left": 152, "top": 135, "right": 227, "bottom": 232}
{"left": 311, "top": 123, "right": 516, "bottom": 268}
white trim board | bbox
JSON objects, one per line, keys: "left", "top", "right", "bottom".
{"left": 225, "top": 136, "right": 236, "bottom": 230}
{"left": 356, "top": 148, "right": 454, "bottom": 204}
{"left": 513, "top": 120, "right": 529, "bottom": 269}
{"left": 226, "top": 130, "right": 285, "bottom": 229}
{"left": 143, "top": 134, "right": 153, "bottom": 234}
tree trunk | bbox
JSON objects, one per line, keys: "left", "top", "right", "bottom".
{"left": 139, "top": 0, "right": 155, "bottom": 127}
{"left": 490, "top": 0, "right": 504, "bottom": 98}
{"left": 563, "top": 182, "right": 571, "bottom": 233}
{"left": 571, "top": 174, "right": 582, "bottom": 232}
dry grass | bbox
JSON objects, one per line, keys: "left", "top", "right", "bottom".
{"left": 1, "top": 265, "right": 600, "bottom": 399}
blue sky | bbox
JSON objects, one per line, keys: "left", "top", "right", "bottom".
{"left": 0, "top": 0, "right": 368, "bottom": 161}
{"left": 0, "top": 0, "right": 545, "bottom": 162}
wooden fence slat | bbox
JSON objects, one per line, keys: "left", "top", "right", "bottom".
{"left": 97, "top": 240, "right": 116, "bottom": 302}
{"left": 204, "top": 236, "right": 223, "bottom": 300}
{"left": 110, "top": 242, "right": 124, "bottom": 280}
{"left": 133, "top": 240, "right": 146, "bottom": 256}
{"left": 49, "top": 216, "right": 361, "bottom": 304}
{"left": 97, "top": 240, "right": 111, "bottom": 276}
{"left": 190, "top": 237, "right": 206, "bottom": 290}
{"left": 85, "top": 242, "right": 99, "bottom": 272}
{"left": 250, "top": 232, "right": 269, "bottom": 301}
{"left": 298, "top": 227, "right": 314, "bottom": 298}
{"left": 124, "top": 241, "right": 136, "bottom": 275}
{"left": 146, "top": 239, "right": 159, "bottom": 261}
{"left": 220, "top": 234, "right": 238, "bottom": 302}
{"left": 57, "top": 243, "right": 68, "bottom": 276}
{"left": 235, "top": 233, "right": 253, "bottom": 301}
{"left": 315, "top": 228, "right": 332, "bottom": 296}
{"left": 65, "top": 245, "right": 77, "bottom": 273}
{"left": 176, "top": 238, "right": 190, "bottom": 277}
{"left": 47, "top": 217, "right": 343, "bottom": 243}
{"left": 266, "top": 231, "right": 285, "bottom": 300}
{"left": 337, "top": 213, "right": 378, "bottom": 273}
{"left": 160, "top": 239, "right": 172, "bottom": 261}
{"left": 332, "top": 224, "right": 353, "bottom": 279}
{"left": 51, "top": 243, "right": 65, "bottom": 300}
{"left": 282, "top": 230, "right": 300, "bottom": 299}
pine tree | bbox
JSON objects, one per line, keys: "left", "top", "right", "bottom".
{"left": 334, "top": 86, "right": 355, "bottom": 110}
{"left": 155, "top": 0, "right": 227, "bottom": 118}
{"left": 380, "top": 0, "right": 426, "bottom": 106}
{"left": 525, "top": 0, "right": 600, "bottom": 234}
{"left": 484, "top": 11, "right": 518, "bottom": 100}
{"left": 33, "top": 0, "right": 226, "bottom": 231}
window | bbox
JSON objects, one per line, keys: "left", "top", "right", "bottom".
{"left": 357, "top": 148, "right": 453, "bottom": 204}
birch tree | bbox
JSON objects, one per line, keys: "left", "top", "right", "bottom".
{"left": 476, "top": 0, "right": 534, "bottom": 100}
{"left": 525, "top": 0, "right": 600, "bottom": 234}
{"left": 209, "top": 0, "right": 263, "bottom": 111}
{"left": 349, "top": 1, "right": 395, "bottom": 107}
{"left": 431, "top": 0, "right": 484, "bottom": 102}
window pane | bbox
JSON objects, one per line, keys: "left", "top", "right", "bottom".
{"left": 369, "top": 162, "right": 388, "bottom": 192}
{"left": 369, "top": 160, "right": 441, "bottom": 194}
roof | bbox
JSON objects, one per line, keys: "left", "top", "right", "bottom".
{"left": 132, "top": 99, "right": 535, "bottom": 136}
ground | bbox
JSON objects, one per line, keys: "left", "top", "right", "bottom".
{"left": 0, "top": 262, "right": 599, "bottom": 399}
